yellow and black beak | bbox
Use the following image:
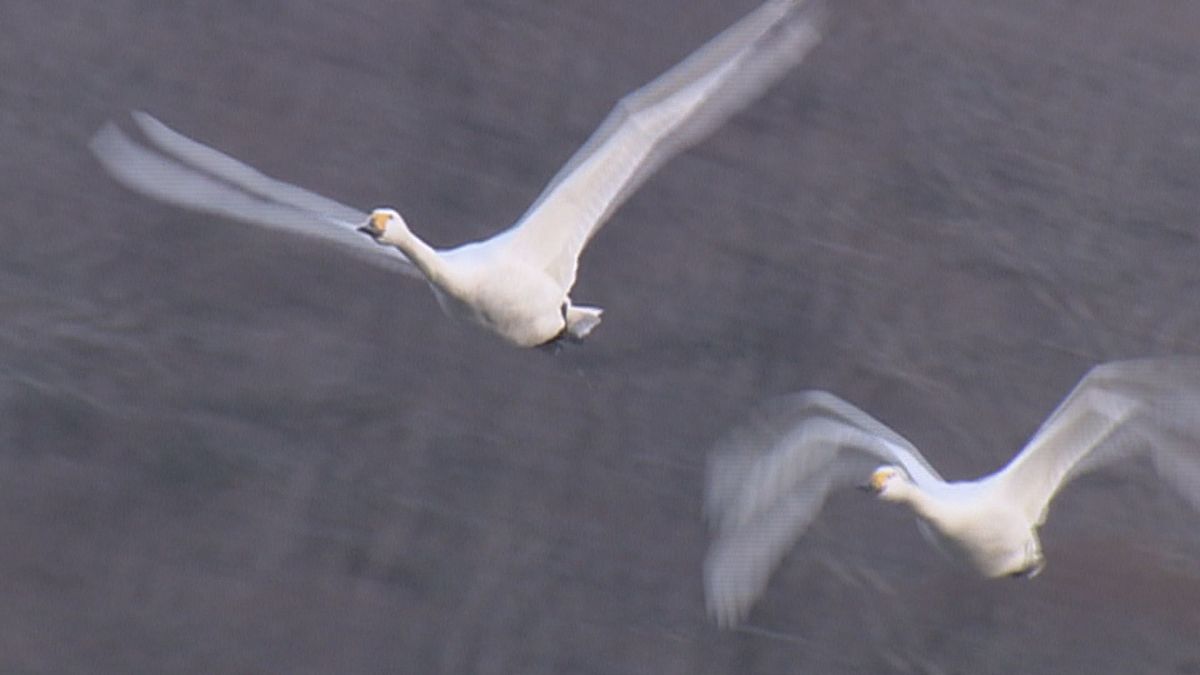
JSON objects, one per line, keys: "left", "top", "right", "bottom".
{"left": 858, "top": 469, "right": 890, "bottom": 494}
{"left": 358, "top": 212, "right": 386, "bottom": 239}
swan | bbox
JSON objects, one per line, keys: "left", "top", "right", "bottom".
{"left": 704, "top": 357, "right": 1200, "bottom": 626}
{"left": 89, "top": 0, "right": 825, "bottom": 348}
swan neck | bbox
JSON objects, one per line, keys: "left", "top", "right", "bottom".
{"left": 392, "top": 230, "right": 448, "bottom": 285}
{"left": 889, "top": 481, "right": 940, "bottom": 521}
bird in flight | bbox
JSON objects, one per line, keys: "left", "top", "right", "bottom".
{"left": 704, "top": 358, "right": 1200, "bottom": 626}
{"left": 91, "top": 0, "right": 825, "bottom": 348}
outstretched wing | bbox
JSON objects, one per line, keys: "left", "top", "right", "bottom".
{"left": 996, "top": 357, "right": 1200, "bottom": 526}
{"left": 502, "top": 0, "right": 826, "bottom": 291}
{"left": 90, "top": 113, "right": 419, "bottom": 277}
{"left": 704, "top": 391, "right": 941, "bottom": 626}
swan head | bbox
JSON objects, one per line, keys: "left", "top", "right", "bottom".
{"left": 359, "top": 208, "right": 410, "bottom": 245}
{"left": 862, "top": 465, "right": 908, "bottom": 502}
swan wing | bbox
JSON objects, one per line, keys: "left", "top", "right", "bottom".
{"left": 997, "top": 358, "right": 1200, "bottom": 526}
{"left": 704, "top": 391, "right": 941, "bottom": 625}
{"left": 502, "top": 0, "right": 825, "bottom": 290}
{"left": 90, "top": 113, "right": 419, "bottom": 277}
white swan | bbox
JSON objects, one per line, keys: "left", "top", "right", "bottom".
{"left": 704, "top": 357, "right": 1200, "bottom": 626}
{"left": 89, "top": 0, "right": 825, "bottom": 348}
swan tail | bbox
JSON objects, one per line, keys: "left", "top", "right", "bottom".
{"left": 564, "top": 305, "right": 603, "bottom": 341}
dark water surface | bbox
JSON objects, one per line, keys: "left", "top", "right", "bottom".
{"left": 3, "top": 1, "right": 1200, "bottom": 672}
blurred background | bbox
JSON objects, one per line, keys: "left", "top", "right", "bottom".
{"left": 3, "top": 0, "right": 1200, "bottom": 672}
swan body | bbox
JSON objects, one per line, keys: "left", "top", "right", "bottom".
{"left": 90, "top": 0, "right": 825, "bottom": 347}
{"left": 704, "top": 358, "right": 1200, "bottom": 625}
{"left": 358, "top": 209, "right": 600, "bottom": 346}
{"left": 872, "top": 470, "right": 1045, "bottom": 579}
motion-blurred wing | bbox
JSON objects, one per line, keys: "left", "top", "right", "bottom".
{"left": 503, "top": 0, "right": 825, "bottom": 291}
{"left": 704, "top": 391, "right": 941, "bottom": 626}
{"left": 997, "top": 358, "right": 1200, "bottom": 526}
{"left": 90, "top": 113, "right": 419, "bottom": 277}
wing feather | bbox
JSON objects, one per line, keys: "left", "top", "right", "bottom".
{"left": 90, "top": 116, "right": 419, "bottom": 276}
{"left": 997, "top": 358, "right": 1200, "bottom": 525}
{"left": 504, "top": 0, "right": 826, "bottom": 290}
{"left": 704, "top": 391, "right": 939, "bottom": 625}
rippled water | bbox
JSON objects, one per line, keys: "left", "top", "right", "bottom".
{"left": 3, "top": 1, "right": 1200, "bottom": 672}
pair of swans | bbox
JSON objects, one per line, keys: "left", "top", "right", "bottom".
{"left": 705, "top": 357, "right": 1200, "bottom": 625}
{"left": 89, "top": 0, "right": 1200, "bottom": 629}
{"left": 91, "top": 0, "right": 825, "bottom": 348}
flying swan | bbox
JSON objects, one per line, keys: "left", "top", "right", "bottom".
{"left": 90, "top": 0, "right": 825, "bottom": 348}
{"left": 704, "top": 357, "right": 1200, "bottom": 625}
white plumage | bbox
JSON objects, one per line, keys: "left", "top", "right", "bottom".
{"left": 90, "top": 0, "right": 825, "bottom": 347}
{"left": 705, "top": 358, "right": 1200, "bottom": 626}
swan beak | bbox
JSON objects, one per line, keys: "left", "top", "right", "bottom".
{"left": 358, "top": 212, "right": 389, "bottom": 239}
{"left": 859, "top": 469, "right": 892, "bottom": 495}
{"left": 358, "top": 219, "right": 386, "bottom": 241}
